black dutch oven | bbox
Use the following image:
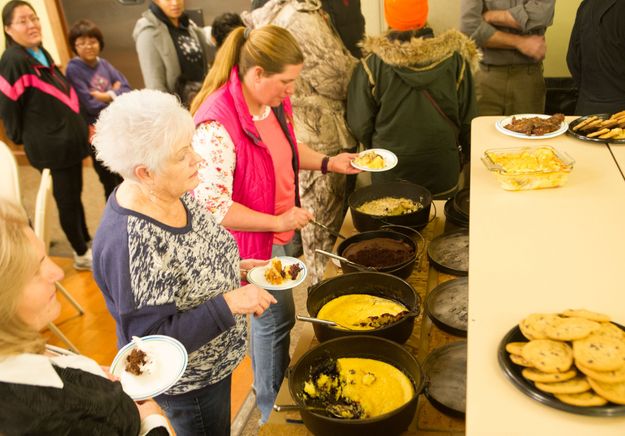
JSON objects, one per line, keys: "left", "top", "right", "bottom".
{"left": 306, "top": 272, "right": 420, "bottom": 344}
{"left": 349, "top": 181, "right": 432, "bottom": 231}
{"left": 288, "top": 335, "right": 424, "bottom": 436}
{"left": 336, "top": 225, "right": 425, "bottom": 279}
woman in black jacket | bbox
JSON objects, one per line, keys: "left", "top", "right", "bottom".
{"left": 0, "top": 1, "right": 92, "bottom": 271}
{"left": 0, "top": 199, "right": 169, "bottom": 435}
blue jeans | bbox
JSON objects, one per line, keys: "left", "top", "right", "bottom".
{"left": 156, "top": 375, "right": 231, "bottom": 436}
{"left": 251, "top": 243, "right": 296, "bottom": 422}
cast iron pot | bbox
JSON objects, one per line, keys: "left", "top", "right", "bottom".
{"left": 306, "top": 271, "right": 420, "bottom": 344}
{"left": 336, "top": 225, "right": 425, "bottom": 279}
{"left": 288, "top": 335, "right": 425, "bottom": 436}
{"left": 349, "top": 181, "right": 432, "bottom": 232}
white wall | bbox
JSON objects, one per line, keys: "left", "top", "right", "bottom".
{"left": 360, "top": 0, "right": 582, "bottom": 78}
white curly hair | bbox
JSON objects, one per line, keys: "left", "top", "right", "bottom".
{"left": 92, "top": 89, "right": 195, "bottom": 181}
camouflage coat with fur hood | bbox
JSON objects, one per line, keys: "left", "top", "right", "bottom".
{"left": 242, "top": 0, "right": 357, "bottom": 155}
{"left": 347, "top": 29, "right": 479, "bottom": 197}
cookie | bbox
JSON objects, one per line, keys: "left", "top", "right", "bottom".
{"left": 572, "top": 115, "right": 598, "bottom": 131}
{"left": 561, "top": 309, "right": 611, "bottom": 323}
{"left": 587, "top": 128, "right": 610, "bottom": 138}
{"left": 587, "top": 378, "right": 625, "bottom": 405}
{"left": 577, "top": 362, "right": 625, "bottom": 383}
{"left": 545, "top": 317, "right": 600, "bottom": 341}
{"left": 521, "top": 367, "right": 577, "bottom": 383}
{"left": 555, "top": 391, "right": 608, "bottom": 407}
{"left": 522, "top": 339, "right": 573, "bottom": 373}
{"left": 519, "top": 314, "right": 561, "bottom": 340}
{"left": 510, "top": 353, "right": 533, "bottom": 367}
{"left": 505, "top": 342, "right": 527, "bottom": 356}
{"left": 573, "top": 335, "right": 625, "bottom": 371}
{"left": 535, "top": 376, "right": 590, "bottom": 394}
{"left": 593, "top": 322, "right": 625, "bottom": 340}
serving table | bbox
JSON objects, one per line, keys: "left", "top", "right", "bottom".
{"left": 260, "top": 204, "right": 467, "bottom": 435}
{"left": 259, "top": 115, "right": 625, "bottom": 436}
{"left": 467, "top": 116, "right": 625, "bottom": 435}
{"left": 607, "top": 143, "right": 625, "bottom": 181}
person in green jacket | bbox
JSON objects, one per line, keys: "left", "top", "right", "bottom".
{"left": 346, "top": 0, "right": 479, "bottom": 198}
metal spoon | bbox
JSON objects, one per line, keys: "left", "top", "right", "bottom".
{"left": 296, "top": 315, "right": 357, "bottom": 330}
{"left": 273, "top": 403, "right": 363, "bottom": 419}
{"left": 310, "top": 219, "right": 347, "bottom": 240}
{"left": 314, "top": 249, "right": 376, "bottom": 271}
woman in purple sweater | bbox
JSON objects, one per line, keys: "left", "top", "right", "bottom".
{"left": 66, "top": 19, "right": 131, "bottom": 199}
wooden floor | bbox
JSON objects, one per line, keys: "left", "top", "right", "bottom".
{"left": 45, "top": 256, "right": 254, "bottom": 422}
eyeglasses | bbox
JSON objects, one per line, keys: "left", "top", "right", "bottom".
{"left": 75, "top": 40, "right": 99, "bottom": 49}
{"left": 11, "top": 15, "right": 40, "bottom": 26}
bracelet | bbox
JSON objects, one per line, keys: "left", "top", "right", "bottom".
{"left": 321, "top": 155, "right": 330, "bottom": 174}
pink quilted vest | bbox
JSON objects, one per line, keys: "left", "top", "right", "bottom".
{"left": 194, "top": 67, "right": 300, "bottom": 260}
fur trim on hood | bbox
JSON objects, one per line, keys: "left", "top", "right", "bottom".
{"left": 360, "top": 29, "right": 480, "bottom": 72}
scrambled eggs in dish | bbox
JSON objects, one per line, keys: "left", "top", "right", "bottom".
{"left": 317, "top": 294, "right": 408, "bottom": 330}
{"left": 484, "top": 146, "right": 572, "bottom": 191}
{"left": 303, "top": 357, "right": 414, "bottom": 418}
{"left": 486, "top": 146, "right": 567, "bottom": 173}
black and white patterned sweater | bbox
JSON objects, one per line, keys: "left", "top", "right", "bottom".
{"left": 93, "top": 191, "right": 246, "bottom": 395}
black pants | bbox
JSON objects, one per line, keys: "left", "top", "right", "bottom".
{"left": 49, "top": 163, "right": 90, "bottom": 255}
{"left": 90, "top": 147, "right": 122, "bottom": 200}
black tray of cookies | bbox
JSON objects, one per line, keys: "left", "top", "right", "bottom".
{"left": 498, "top": 324, "right": 625, "bottom": 417}
{"left": 567, "top": 113, "right": 625, "bottom": 144}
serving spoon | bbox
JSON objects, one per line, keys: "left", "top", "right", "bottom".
{"left": 314, "top": 249, "right": 376, "bottom": 271}
{"left": 273, "top": 403, "right": 364, "bottom": 419}
{"left": 310, "top": 219, "right": 347, "bottom": 240}
{"left": 296, "top": 314, "right": 358, "bottom": 330}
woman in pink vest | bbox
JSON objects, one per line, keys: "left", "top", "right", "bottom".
{"left": 190, "top": 25, "right": 359, "bottom": 422}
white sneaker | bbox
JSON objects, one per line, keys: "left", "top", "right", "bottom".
{"left": 73, "top": 248, "right": 92, "bottom": 271}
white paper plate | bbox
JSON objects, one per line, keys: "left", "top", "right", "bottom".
{"left": 111, "top": 335, "right": 188, "bottom": 401}
{"left": 495, "top": 114, "right": 568, "bottom": 139}
{"left": 350, "top": 148, "right": 398, "bottom": 172}
{"left": 247, "top": 256, "right": 307, "bottom": 291}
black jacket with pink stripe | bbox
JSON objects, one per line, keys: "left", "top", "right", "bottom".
{"left": 0, "top": 45, "right": 89, "bottom": 170}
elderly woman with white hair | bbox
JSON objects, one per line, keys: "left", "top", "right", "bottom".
{"left": 91, "top": 89, "right": 276, "bottom": 436}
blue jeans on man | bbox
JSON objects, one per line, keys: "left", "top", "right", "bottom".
{"left": 251, "top": 243, "right": 296, "bottom": 422}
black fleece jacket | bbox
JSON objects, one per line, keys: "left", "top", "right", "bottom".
{"left": 0, "top": 45, "right": 89, "bottom": 170}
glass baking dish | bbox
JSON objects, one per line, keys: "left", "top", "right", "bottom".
{"left": 481, "top": 145, "right": 575, "bottom": 191}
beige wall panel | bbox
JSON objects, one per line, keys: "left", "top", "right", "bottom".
{"left": 360, "top": 0, "right": 583, "bottom": 78}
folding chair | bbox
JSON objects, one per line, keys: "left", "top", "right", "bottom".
{"left": 34, "top": 169, "right": 84, "bottom": 354}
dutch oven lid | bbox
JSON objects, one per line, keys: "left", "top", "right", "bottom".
{"left": 452, "top": 188, "right": 470, "bottom": 220}
{"left": 444, "top": 198, "right": 469, "bottom": 228}
{"left": 427, "top": 229, "right": 469, "bottom": 276}
{"left": 423, "top": 341, "right": 467, "bottom": 417}
{"left": 425, "top": 277, "right": 468, "bottom": 337}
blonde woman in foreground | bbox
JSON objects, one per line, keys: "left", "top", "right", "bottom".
{"left": 0, "top": 199, "right": 169, "bottom": 435}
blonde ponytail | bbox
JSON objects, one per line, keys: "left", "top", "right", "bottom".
{"left": 191, "top": 25, "right": 304, "bottom": 115}
{"left": 191, "top": 27, "right": 246, "bottom": 114}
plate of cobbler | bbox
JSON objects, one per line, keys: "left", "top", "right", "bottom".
{"left": 111, "top": 335, "right": 188, "bottom": 401}
{"left": 495, "top": 113, "right": 568, "bottom": 139}
{"left": 247, "top": 256, "right": 307, "bottom": 291}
